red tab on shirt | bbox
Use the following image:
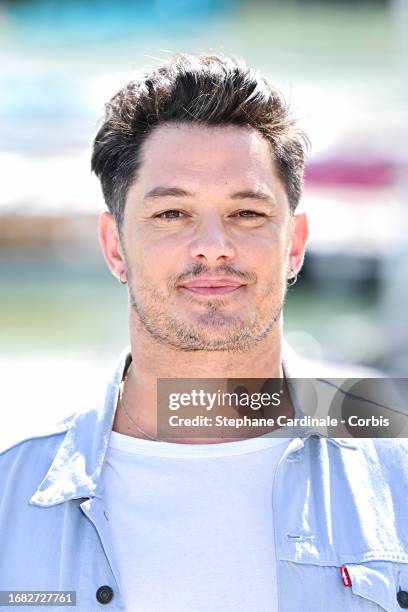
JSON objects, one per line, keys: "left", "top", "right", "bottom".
{"left": 340, "top": 566, "right": 352, "bottom": 587}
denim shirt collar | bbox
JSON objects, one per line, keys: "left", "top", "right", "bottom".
{"left": 29, "top": 343, "right": 356, "bottom": 507}
{"left": 30, "top": 345, "right": 131, "bottom": 507}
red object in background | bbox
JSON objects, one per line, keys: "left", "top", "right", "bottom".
{"left": 305, "top": 159, "right": 397, "bottom": 188}
{"left": 340, "top": 566, "right": 352, "bottom": 587}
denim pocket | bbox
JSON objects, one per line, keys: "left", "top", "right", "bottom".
{"left": 345, "top": 562, "right": 408, "bottom": 611}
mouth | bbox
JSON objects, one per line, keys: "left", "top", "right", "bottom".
{"left": 179, "top": 278, "right": 245, "bottom": 296}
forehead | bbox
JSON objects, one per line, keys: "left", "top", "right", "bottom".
{"left": 136, "top": 123, "right": 279, "bottom": 188}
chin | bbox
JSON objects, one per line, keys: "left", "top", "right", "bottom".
{"left": 180, "top": 320, "right": 259, "bottom": 348}
{"left": 187, "top": 312, "right": 248, "bottom": 330}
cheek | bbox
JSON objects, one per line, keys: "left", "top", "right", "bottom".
{"left": 131, "top": 234, "right": 184, "bottom": 281}
{"left": 242, "top": 232, "right": 287, "bottom": 271}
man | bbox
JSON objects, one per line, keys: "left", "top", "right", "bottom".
{"left": 1, "top": 53, "right": 408, "bottom": 612}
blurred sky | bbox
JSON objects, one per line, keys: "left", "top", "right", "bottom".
{"left": 1, "top": 0, "right": 407, "bottom": 446}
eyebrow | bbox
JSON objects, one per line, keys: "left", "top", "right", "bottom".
{"left": 143, "top": 186, "right": 277, "bottom": 206}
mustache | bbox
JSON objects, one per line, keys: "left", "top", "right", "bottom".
{"left": 169, "top": 262, "right": 257, "bottom": 288}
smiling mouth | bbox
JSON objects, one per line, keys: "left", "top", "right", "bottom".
{"left": 180, "top": 285, "right": 244, "bottom": 295}
{"left": 181, "top": 277, "right": 245, "bottom": 295}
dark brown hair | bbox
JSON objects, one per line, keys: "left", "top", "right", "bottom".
{"left": 91, "top": 53, "right": 309, "bottom": 229}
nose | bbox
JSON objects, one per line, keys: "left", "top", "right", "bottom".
{"left": 188, "top": 211, "right": 236, "bottom": 264}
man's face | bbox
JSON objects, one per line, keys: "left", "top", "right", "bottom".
{"left": 108, "top": 123, "right": 307, "bottom": 351}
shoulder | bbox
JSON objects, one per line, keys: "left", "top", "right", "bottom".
{"left": 334, "top": 436, "right": 408, "bottom": 463}
{"left": 318, "top": 436, "right": 408, "bottom": 498}
{"left": 0, "top": 412, "right": 75, "bottom": 457}
{"left": 320, "top": 435, "right": 408, "bottom": 467}
{"left": 283, "top": 339, "right": 385, "bottom": 378}
{"left": 359, "top": 437, "right": 408, "bottom": 475}
{"left": 0, "top": 417, "right": 71, "bottom": 506}
{"left": 0, "top": 414, "right": 75, "bottom": 494}
{"left": 0, "top": 405, "right": 95, "bottom": 487}
{"left": 0, "top": 407, "right": 100, "bottom": 500}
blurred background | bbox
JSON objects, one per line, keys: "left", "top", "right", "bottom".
{"left": 1, "top": 0, "right": 407, "bottom": 443}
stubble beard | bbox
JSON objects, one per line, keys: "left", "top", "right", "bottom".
{"left": 128, "top": 279, "right": 286, "bottom": 353}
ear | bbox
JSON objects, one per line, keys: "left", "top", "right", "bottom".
{"left": 288, "top": 212, "right": 309, "bottom": 274}
{"left": 98, "top": 212, "right": 127, "bottom": 281}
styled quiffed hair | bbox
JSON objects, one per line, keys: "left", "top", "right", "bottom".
{"left": 91, "top": 53, "right": 309, "bottom": 229}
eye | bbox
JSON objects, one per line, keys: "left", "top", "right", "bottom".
{"left": 154, "top": 210, "right": 186, "bottom": 220}
{"left": 234, "top": 210, "right": 266, "bottom": 218}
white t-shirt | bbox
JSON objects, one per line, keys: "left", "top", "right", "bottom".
{"left": 102, "top": 431, "right": 292, "bottom": 612}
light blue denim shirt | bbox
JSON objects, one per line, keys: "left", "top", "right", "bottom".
{"left": 1, "top": 346, "right": 408, "bottom": 611}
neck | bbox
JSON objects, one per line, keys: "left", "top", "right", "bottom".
{"left": 113, "top": 317, "right": 289, "bottom": 443}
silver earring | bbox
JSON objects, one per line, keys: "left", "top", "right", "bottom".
{"left": 287, "top": 266, "right": 298, "bottom": 286}
{"left": 119, "top": 271, "right": 127, "bottom": 285}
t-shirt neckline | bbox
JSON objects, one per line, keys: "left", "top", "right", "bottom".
{"left": 108, "top": 429, "right": 291, "bottom": 458}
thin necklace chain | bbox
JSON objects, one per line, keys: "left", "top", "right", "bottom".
{"left": 118, "top": 366, "right": 158, "bottom": 441}
{"left": 118, "top": 363, "right": 288, "bottom": 443}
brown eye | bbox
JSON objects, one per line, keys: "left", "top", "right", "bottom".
{"left": 235, "top": 210, "right": 265, "bottom": 218}
{"left": 155, "top": 210, "right": 185, "bottom": 219}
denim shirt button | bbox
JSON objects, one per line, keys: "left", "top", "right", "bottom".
{"left": 96, "top": 585, "right": 114, "bottom": 604}
{"left": 397, "top": 590, "right": 408, "bottom": 608}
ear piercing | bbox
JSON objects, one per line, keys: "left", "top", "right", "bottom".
{"left": 287, "top": 266, "right": 298, "bottom": 286}
{"left": 119, "top": 271, "right": 128, "bottom": 285}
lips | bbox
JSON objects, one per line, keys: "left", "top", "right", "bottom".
{"left": 179, "top": 278, "right": 245, "bottom": 295}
